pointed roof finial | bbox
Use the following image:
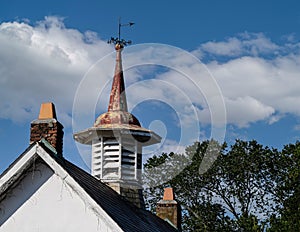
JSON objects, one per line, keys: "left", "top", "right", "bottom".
{"left": 106, "top": 18, "right": 135, "bottom": 112}
{"left": 107, "top": 46, "right": 127, "bottom": 112}
{"left": 93, "top": 18, "right": 140, "bottom": 127}
{"left": 108, "top": 17, "right": 134, "bottom": 48}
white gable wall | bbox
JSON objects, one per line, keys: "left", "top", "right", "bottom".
{"left": 0, "top": 161, "right": 120, "bottom": 232}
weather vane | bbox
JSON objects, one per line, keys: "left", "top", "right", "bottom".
{"left": 108, "top": 17, "right": 135, "bottom": 47}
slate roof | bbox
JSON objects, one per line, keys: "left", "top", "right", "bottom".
{"left": 1, "top": 141, "right": 177, "bottom": 232}
{"left": 63, "top": 159, "right": 177, "bottom": 232}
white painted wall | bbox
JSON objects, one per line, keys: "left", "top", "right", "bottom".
{"left": 0, "top": 162, "right": 120, "bottom": 232}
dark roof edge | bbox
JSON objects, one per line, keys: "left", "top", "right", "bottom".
{"left": 0, "top": 142, "right": 36, "bottom": 180}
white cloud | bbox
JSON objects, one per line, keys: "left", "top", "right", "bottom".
{"left": 226, "top": 96, "right": 275, "bottom": 127}
{"left": 206, "top": 51, "right": 300, "bottom": 127}
{"left": 0, "top": 16, "right": 112, "bottom": 125}
{"left": 199, "top": 32, "right": 280, "bottom": 57}
{"left": 268, "top": 114, "right": 284, "bottom": 125}
{"left": 200, "top": 37, "right": 243, "bottom": 56}
{"left": 293, "top": 123, "right": 300, "bottom": 131}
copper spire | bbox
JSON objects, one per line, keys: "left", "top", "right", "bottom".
{"left": 74, "top": 19, "right": 161, "bottom": 146}
{"left": 107, "top": 45, "right": 128, "bottom": 112}
{"left": 106, "top": 19, "right": 134, "bottom": 112}
{"left": 94, "top": 44, "right": 141, "bottom": 128}
{"left": 93, "top": 20, "right": 141, "bottom": 128}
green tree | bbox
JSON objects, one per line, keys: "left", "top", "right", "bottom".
{"left": 268, "top": 141, "right": 300, "bottom": 231}
{"left": 143, "top": 140, "right": 291, "bottom": 231}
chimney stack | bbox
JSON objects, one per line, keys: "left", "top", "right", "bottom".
{"left": 156, "top": 188, "right": 181, "bottom": 231}
{"left": 30, "top": 102, "right": 64, "bottom": 155}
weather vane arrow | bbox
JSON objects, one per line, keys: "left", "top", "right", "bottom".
{"left": 108, "top": 17, "right": 135, "bottom": 47}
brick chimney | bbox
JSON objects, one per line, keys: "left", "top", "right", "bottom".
{"left": 156, "top": 188, "right": 181, "bottom": 231}
{"left": 30, "top": 102, "right": 64, "bottom": 155}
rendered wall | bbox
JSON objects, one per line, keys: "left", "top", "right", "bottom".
{"left": 0, "top": 162, "right": 119, "bottom": 232}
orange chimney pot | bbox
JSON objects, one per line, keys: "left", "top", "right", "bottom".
{"left": 163, "top": 187, "right": 174, "bottom": 201}
{"left": 38, "top": 102, "right": 57, "bottom": 120}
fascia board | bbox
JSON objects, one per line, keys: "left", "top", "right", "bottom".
{"left": 0, "top": 144, "right": 38, "bottom": 193}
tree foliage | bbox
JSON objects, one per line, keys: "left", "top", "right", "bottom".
{"left": 143, "top": 140, "right": 300, "bottom": 231}
{"left": 267, "top": 141, "right": 300, "bottom": 231}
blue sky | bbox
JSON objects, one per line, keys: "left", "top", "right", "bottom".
{"left": 1, "top": 0, "right": 300, "bottom": 173}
